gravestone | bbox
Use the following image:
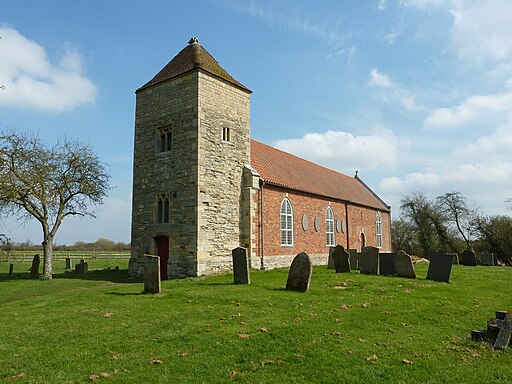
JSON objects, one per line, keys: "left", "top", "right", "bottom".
{"left": 144, "top": 254, "right": 161, "bottom": 294}
{"left": 332, "top": 245, "right": 351, "bottom": 273}
{"left": 65, "top": 257, "right": 72, "bottom": 269}
{"left": 286, "top": 252, "right": 312, "bottom": 292}
{"left": 493, "top": 311, "right": 512, "bottom": 350}
{"left": 393, "top": 250, "right": 416, "bottom": 278}
{"left": 426, "top": 252, "right": 453, "bottom": 283}
{"left": 75, "top": 259, "right": 88, "bottom": 274}
{"left": 447, "top": 253, "right": 459, "bottom": 265}
{"left": 8, "top": 263, "right": 14, "bottom": 277}
{"left": 30, "top": 254, "right": 40, "bottom": 279}
{"left": 327, "top": 247, "right": 336, "bottom": 269}
{"left": 359, "top": 246, "right": 379, "bottom": 275}
{"left": 480, "top": 253, "right": 496, "bottom": 266}
{"left": 460, "top": 249, "right": 477, "bottom": 266}
{"left": 232, "top": 247, "right": 250, "bottom": 284}
{"left": 348, "top": 249, "right": 358, "bottom": 270}
{"left": 471, "top": 310, "right": 512, "bottom": 349}
{"left": 379, "top": 252, "right": 396, "bottom": 276}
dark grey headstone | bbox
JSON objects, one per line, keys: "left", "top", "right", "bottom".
{"left": 286, "top": 252, "right": 312, "bottom": 292}
{"left": 333, "top": 245, "right": 351, "bottom": 273}
{"left": 30, "top": 254, "right": 40, "bottom": 279}
{"left": 480, "top": 253, "right": 496, "bottom": 266}
{"left": 494, "top": 311, "right": 512, "bottom": 350}
{"left": 460, "top": 249, "right": 477, "bottom": 266}
{"left": 393, "top": 250, "right": 416, "bottom": 278}
{"left": 232, "top": 247, "right": 250, "bottom": 284}
{"left": 447, "top": 253, "right": 459, "bottom": 265}
{"left": 426, "top": 252, "right": 453, "bottom": 283}
{"left": 359, "top": 246, "right": 379, "bottom": 275}
{"left": 348, "top": 249, "right": 358, "bottom": 270}
{"left": 65, "top": 257, "right": 72, "bottom": 269}
{"left": 75, "top": 259, "right": 88, "bottom": 274}
{"left": 327, "top": 247, "right": 336, "bottom": 269}
{"left": 8, "top": 263, "right": 14, "bottom": 277}
{"left": 144, "top": 254, "right": 161, "bottom": 294}
{"left": 379, "top": 252, "right": 396, "bottom": 276}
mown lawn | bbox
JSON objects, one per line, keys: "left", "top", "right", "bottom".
{"left": 0, "top": 260, "right": 511, "bottom": 383}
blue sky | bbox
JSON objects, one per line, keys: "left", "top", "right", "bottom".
{"left": 1, "top": 0, "right": 511, "bottom": 245}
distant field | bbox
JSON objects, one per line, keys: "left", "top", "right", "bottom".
{"left": 1, "top": 263, "right": 511, "bottom": 383}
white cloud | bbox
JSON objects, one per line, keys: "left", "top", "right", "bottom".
{"left": 377, "top": 0, "right": 387, "bottom": 11}
{"left": 273, "top": 129, "right": 398, "bottom": 172}
{"left": 369, "top": 68, "right": 395, "bottom": 88}
{"left": 424, "top": 90, "right": 512, "bottom": 128}
{"left": 453, "top": 124, "right": 512, "bottom": 159}
{"left": 0, "top": 26, "right": 97, "bottom": 112}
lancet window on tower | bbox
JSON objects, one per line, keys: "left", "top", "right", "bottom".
{"left": 156, "top": 193, "right": 170, "bottom": 224}
{"left": 158, "top": 128, "right": 172, "bottom": 153}
{"left": 222, "top": 127, "right": 231, "bottom": 142}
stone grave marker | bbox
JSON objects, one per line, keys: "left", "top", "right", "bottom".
{"left": 75, "top": 259, "right": 88, "bottom": 274}
{"left": 472, "top": 310, "right": 512, "bottom": 350}
{"left": 327, "top": 247, "right": 336, "bottom": 269}
{"left": 393, "top": 250, "right": 416, "bottom": 278}
{"left": 332, "top": 244, "right": 351, "bottom": 273}
{"left": 480, "top": 253, "right": 496, "bottom": 266}
{"left": 460, "top": 249, "right": 477, "bottom": 266}
{"left": 144, "top": 254, "right": 161, "bottom": 294}
{"left": 8, "top": 263, "right": 14, "bottom": 277}
{"left": 359, "top": 246, "right": 379, "bottom": 275}
{"left": 65, "top": 257, "right": 72, "bottom": 269}
{"left": 232, "top": 247, "right": 250, "bottom": 284}
{"left": 286, "top": 252, "right": 312, "bottom": 292}
{"left": 426, "top": 252, "right": 453, "bottom": 283}
{"left": 30, "top": 254, "right": 40, "bottom": 279}
{"left": 447, "top": 253, "right": 459, "bottom": 265}
{"left": 379, "top": 252, "right": 396, "bottom": 276}
{"left": 348, "top": 249, "right": 358, "bottom": 270}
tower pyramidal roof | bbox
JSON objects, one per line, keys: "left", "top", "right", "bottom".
{"left": 137, "top": 37, "right": 251, "bottom": 93}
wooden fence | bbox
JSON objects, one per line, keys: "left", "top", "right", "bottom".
{"left": 0, "top": 251, "right": 130, "bottom": 263}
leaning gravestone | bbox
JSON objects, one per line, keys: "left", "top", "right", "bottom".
{"left": 30, "top": 254, "right": 40, "bottom": 279}
{"left": 379, "top": 252, "right": 396, "bottom": 276}
{"left": 144, "top": 254, "right": 161, "bottom": 294}
{"left": 75, "top": 259, "right": 88, "bottom": 274}
{"left": 286, "top": 252, "right": 312, "bottom": 292}
{"left": 327, "top": 247, "right": 336, "bottom": 269}
{"left": 480, "top": 253, "right": 496, "bottom": 266}
{"left": 393, "top": 250, "right": 416, "bottom": 278}
{"left": 359, "top": 246, "right": 379, "bottom": 275}
{"left": 348, "top": 249, "right": 358, "bottom": 270}
{"left": 426, "top": 252, "right": 453, "bottom": 283}
{"left": 232, "top": 247, "right": 250, "bottom": 284}
{"left": 460, "top": 249, "right": 477, "bottom": 266}
{"left": 332, "top": 245, "right": 351, "bottom": 273}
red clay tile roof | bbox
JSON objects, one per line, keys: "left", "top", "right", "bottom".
{"left": 251, "top": 140, "right": 390, "bottom": 212}
{"left": 137, "top": 39, "right": 251, "bottom": 93}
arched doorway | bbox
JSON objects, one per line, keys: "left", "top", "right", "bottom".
{"left": 360, "top": 232, "right": 366, "bottom": 250}
{"left": 154, "top": 236, "right": 169, "bottom": 280}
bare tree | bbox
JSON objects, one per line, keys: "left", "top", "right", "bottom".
{"left": 0, "top": 129, "right": 110, "bottom": 279}
{"left": 436, "top": 191, "right": 474, "bottom": 251}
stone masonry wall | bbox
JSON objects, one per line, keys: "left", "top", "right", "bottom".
{"left": 196, "top": 71, "right": 251, "bottom": 275}
{"left": 130, "top": 72, "right": 200, "bottom": 278}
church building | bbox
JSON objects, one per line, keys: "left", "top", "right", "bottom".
{"left": 128, "top": 38, "right": 392, "bottom": 279}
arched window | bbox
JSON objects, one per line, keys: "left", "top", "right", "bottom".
{"left": 326, "top": 207, "right": 335, "bottom": 246}
{"left": 280, "top": 198, "right": 293, "bottom": 246}
{"left": 376, "top": 212, "right": 383, "bottom": 248}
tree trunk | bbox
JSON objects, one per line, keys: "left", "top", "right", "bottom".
{"left": 42, "top": 237, "right": 53, "bottom": 279}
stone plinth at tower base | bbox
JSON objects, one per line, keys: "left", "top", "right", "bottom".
{"left": 144, "top": 255, "right": 161, "bottom": 294}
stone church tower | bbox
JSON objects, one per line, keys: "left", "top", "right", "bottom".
{"left": 129, "top": 38, "right": 252, "bottom": 279}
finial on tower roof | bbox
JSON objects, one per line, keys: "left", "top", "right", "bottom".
{"left": 355, "top": 170, "right": 359, "bottom": 178}
{"left": 188, "top": 37, "right": 199, "bottom": 45}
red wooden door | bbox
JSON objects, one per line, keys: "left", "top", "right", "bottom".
{"left": 154, "top": 236, "right": 169, "bottom": 280}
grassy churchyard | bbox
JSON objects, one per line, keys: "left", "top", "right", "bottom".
{"left": 1, "top": 261, "right": 512, "bottom": 383}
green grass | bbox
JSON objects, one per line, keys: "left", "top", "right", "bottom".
{"left": 1, "top": 262, "right": 511, "bottom": 383}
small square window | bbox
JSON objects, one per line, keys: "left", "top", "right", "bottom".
{"left": 222, "top": 127, "right": 231, "bottom": 142}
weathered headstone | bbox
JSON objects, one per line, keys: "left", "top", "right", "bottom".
{"left": 75, "top": 259, "right": 88, "bottom": 274}
{"left": 8, "top": 263, "right": 14, "bottom": 277}
{"left": 30, "top": 254, "right": 40, "bottom": 279}
{"left": 480, "top": 253, "right": 496, "bottom": 266}
{"left": 348, "top": 249, "right": 358, "bottom": 270}
{"left": 460, "top": 249, "right": 477, "bottom": 266}
{"left": 494, "top": 311, "right": 512, "bottom": 350}
{"left": 286, "top": 252, "right": 312, "bottom": 292}
{"left": 332, "top": 245, "right": 351, "bottom": 273}
{"left": 359, "top": 246, "right": 379, "bottom": 275}
{"left": 393, "top": 250, "right": 416, "bottom": 278}
{"left": 327, "top": 247, "right": 336, "bottom": 269}
{"left": 65, "top": 257, "right": 72, "bottom": 269}
{"left": 144, "top": 254, "right": 161, "bottom": 294}
{"left": 426, "top": 252, "right": 453, "bottom": 283}
{"left": 232, "top": 247, "right": 250, "bottom": 284}
{"left": 447, "top": 253, "right": 459, "bottom": 265}
{"left": 379, "top": 252, "right": 396, "bottom": 276}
